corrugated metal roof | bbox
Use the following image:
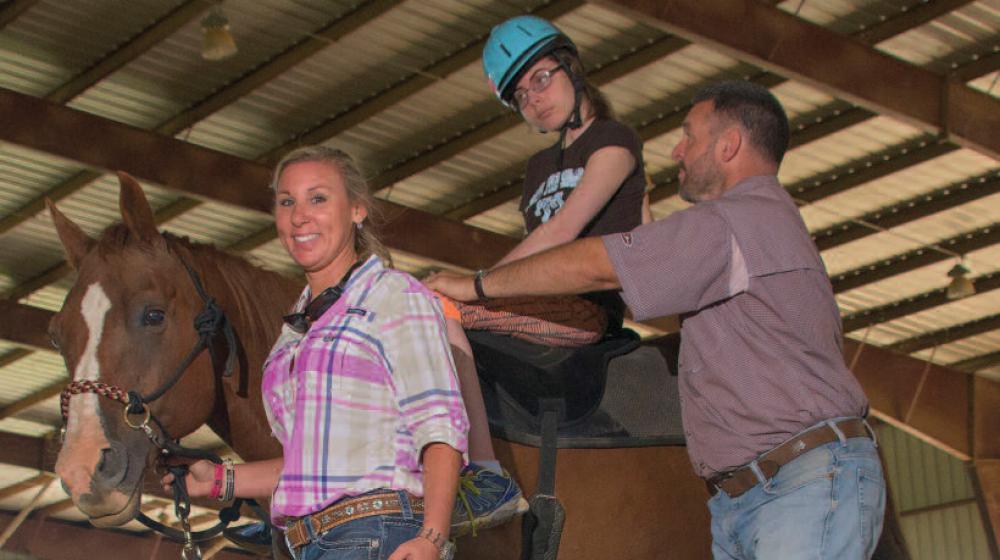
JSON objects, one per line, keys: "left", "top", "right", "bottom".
{"left": 1, "top": 0, "right": 998, "bottom": 549}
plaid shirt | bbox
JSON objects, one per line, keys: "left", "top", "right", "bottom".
{"left": 262, "top": 256, "right": 469, "bottom": 523}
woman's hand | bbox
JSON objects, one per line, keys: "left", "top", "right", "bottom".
{"left": 423, "top": 271, "right": 476, "bottom": 302}
{"left": 160, "top": 459, "right": 216, "bottom": 498}
{"left": 387, "top": 536, "right": 441, "bottom": 560}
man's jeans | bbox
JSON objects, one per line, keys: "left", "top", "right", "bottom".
{"left": 286, "top": 491, "right": 423, "bottom": 560}
{"left": 709, "top": 433, "right": 886, "bottom": 559}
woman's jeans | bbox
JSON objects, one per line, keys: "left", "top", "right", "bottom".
{"left": 286, "top": 491, "right": 423, "bottom": 560}
{"left": 709, "top": 434, "right": 886, "bottom": 559}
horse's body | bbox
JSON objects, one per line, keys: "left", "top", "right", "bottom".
{"left": 50, "top": 175, "right": 719, "bottom": 557}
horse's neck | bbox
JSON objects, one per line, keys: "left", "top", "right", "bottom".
{"left": 184, "top": 245, "right": 301, "bottom": 460}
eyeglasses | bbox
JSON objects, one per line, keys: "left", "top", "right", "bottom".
{"left": 511, "top": 66, "right": 564, "bottom": 110}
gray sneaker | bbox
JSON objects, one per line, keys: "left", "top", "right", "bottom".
{"left": 451, "top": 464, "right": 529, "bottom": 537}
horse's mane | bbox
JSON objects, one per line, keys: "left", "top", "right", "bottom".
{"left": 95, "top": 224, "right": 302, "bottom": 356}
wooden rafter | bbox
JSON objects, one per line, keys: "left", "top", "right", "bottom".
{"left": 594, "top": 0, "right": 999, "bottom": 158}
{"left": 447, "top": 0, "right": 989, "bottom": 219}
{"left": 261, "top": 0, "right": 586, "bottom": 164}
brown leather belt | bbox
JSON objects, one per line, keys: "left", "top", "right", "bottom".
{"left": 706, "top": 418, "right": 871, "bottom": 499}
{"left": 285, "top": 491, "right": 424, "bottom": 549}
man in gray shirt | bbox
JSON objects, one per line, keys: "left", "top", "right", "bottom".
{"left": 427, "top": 81, "right": 885, "bottom": 559}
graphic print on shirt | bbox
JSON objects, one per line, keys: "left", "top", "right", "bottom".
{"left": 525, "top": 166, "right": 584, "bottom": 223}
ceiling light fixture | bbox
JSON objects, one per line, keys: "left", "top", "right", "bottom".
{"left": 946, "top": 261, "right": 975, "bottom": 300}
{"left": 201, "top": 7, "right": 238, "bottom": 61}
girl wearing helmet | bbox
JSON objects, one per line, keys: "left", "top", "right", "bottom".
{"left": 454, "top": 15, "right": 647, "bottom": 347}
{"left": 428, "top": 15, "right": 648, "bottom": 542}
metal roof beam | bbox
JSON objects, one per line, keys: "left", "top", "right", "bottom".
{"left": 0, "top": 87, "right": 516, "bottom": 271}
{"left": 853, "top": 0, "right": 976, "bottom": 45}
{"left": 831, "top": 223, "right": 1000, "bottom": 294}
{"left": 814, "top": 171, "right": 1000, "bottom": 251}
{"left": 0, "top": 1, "right": 398, "bottom": 239}
{"left": 157, "top": 0, "right": 403, "bottom": 137}
{"left": 367, "top": 34, "right": 691, "bottom": 192}
{"left": 45, "top": 1, "right": 207, "bottom": 104}
{"left": 889, "top": 313, "right": 1000, "bottom": 354}
{"left": 593, "top": 0, "right": 1000, "bottom": 159}
{"left": 263, "top": 0, "right": 586, "bottom": 163}
{"left": 842, "top": 271, "right": 1000, "bottom": 333}
{"left": 449, "top": 0, "right": 989, "bottom": 219}
{"left": 951, "top": 350, "right": 1000, "bottom": 373}
{"left": 0, "top": 0, "right": 39, "bottom": 31}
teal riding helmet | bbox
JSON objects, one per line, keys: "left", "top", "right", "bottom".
{"left": 482, "top": 15, "right": 577, "bottom": 108}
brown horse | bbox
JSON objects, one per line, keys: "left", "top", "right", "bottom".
{"left": 51, "top": 173, "right": 298, "bottom": 532}
{"left": 48, "top": 174, "right": 719, "bottom": 557}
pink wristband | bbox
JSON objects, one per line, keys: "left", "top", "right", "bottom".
{"left": 209, "top": 462, "right": 224, "bottom": 499}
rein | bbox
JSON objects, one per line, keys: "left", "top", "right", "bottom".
{"left": 59, "top": 253, "right": 262, "bottom": 559}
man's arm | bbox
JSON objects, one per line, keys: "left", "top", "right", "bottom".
{"left": 425, "top": 236, "right": 620, "bottom": 302}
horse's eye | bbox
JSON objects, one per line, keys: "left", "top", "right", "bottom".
{"left": 49, "top": 333, "right": 61, "bottom": 350}
{"left": 143, "top": 308, "right": 165, "bottom": 326}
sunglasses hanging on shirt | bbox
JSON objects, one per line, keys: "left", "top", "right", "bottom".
{"left": 283, "top": 260, "right": 364, "bottom": 334}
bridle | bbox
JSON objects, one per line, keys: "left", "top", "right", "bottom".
{"left": 59, "top": 252, "right": 264, "bottom": 560}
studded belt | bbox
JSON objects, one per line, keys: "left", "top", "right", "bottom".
{"left": 285, "top": 491, "right": 425, "bottom": 549}
{"left": 706, "top": 418, "right": 872, "bottom": 499}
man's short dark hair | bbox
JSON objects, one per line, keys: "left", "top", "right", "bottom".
{"left": 693, "top": 81, "right": 790, "bottom": 165}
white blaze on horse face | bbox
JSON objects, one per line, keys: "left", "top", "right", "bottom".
{"left": 57, "top": 282, "right": 113, "bottom": 500}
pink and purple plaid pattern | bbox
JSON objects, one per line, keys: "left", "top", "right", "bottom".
{"left": 262, "top": 256, "right": 469, "bottom": 524}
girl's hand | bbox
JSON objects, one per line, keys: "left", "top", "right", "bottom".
{"left": 387, "top": 536, "right": 441, "bottom": 560}
{"left": 160, "top": 459, "right": 216, "bottom": 498}
{"left": 424, "top": 271, "right": 476, "bottom": 302}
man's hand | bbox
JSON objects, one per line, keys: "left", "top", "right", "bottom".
{"left": 424, "top": 271, "right": 477, "bottom": 302}
{"left": 387, "top": 536, "right": 441, "bottom": 560}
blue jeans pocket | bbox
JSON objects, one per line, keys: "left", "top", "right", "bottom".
{"left": 858, "top": 462, "right": 885, "bottom": 557}
{"left": 761, "top": 446, "right": 834, "bottom": 498}
{"left": 312, "top": 521, "right": 379, "bottom": 560}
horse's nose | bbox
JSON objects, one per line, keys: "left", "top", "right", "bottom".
{"left": 94, "top": 443, "right": 128, "bottom": 488}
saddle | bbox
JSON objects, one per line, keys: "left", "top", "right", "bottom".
{"left": 466, "top": 329, "right": 640, "bottom": 428}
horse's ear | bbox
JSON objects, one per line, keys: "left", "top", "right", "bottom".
{"left": 117, "top": 172, "right": 160, "bottom": 244}
{"left": 46, "top": 199, "right": 94, "bottom": 270}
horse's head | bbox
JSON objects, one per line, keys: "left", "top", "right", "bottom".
{"left": 51, "top": 173, "right": 221, "bottom": 527}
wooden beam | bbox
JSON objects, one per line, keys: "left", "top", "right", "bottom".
{"left": 0, "top": 87, "right": 516, "bottom": 270}
{"left": 593, "top": 0, "right": 1000, "bottom": 159}
{"left": 450, "top": 1, "right": 991, "bottom": 219}
{"left": 368, "top": 34, "right": 692, "bottom": 192}
{"left": 262, "top": 0, "right": 585, "bottom": 164}
{"left": 889, "top": 313, "right": 1000, "bottom": 354}
{"left": 831, "top": 223, "right": 1000, "bottom": 294}
{"left": 0, "top": 473, "right": 52, "bottom": 501}
{"left": 0, "top": 433, "right": 51, "bottom": 473}
{"left": 0, "top": 299, "right": 53, "bottom": 350}
{"left": 0, "top": 380, "right": 64, "bottom": 421}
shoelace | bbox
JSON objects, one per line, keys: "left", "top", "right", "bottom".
{"left": 456, "top": 470, "right": 483, "bottom": 536}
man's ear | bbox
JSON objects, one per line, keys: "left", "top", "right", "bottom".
{"left": 717, "top": 127, "right": 742, "bottom": 163}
